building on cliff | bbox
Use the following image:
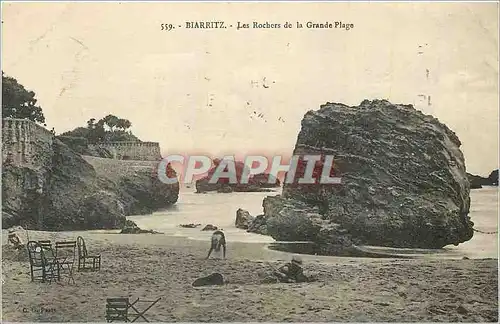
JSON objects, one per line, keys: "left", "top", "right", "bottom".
{"left": 2, "top": 118, "right": 163, "bottom": 162}
{"left": 2, "top": 118, "right": 54, "bottom": 166}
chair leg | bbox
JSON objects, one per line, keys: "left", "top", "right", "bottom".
{"left": 129, "top": 298, "right": 161, "bottom": 323}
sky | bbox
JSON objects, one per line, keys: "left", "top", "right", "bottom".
{"left": 2, "top": 2, "right": 498, "bottom": 175}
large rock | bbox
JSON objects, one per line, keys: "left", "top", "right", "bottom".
{"left": 195, "top": 160, "right": 279, "bottom": 193}
{"left": 487, "top": 169, "right": 498, "bottom": 186}
{"left": 467, "top": 170, "right": 498, "bottom": 189}
{"left": 92, "top": 161, "right": 179, "bottom": 216}
{"left": 2, "top": 139, "right": 127, "bottom": 230}
{"left": 467, "top": 173, "right": 489, "bottom": 189}
{"left": 234, "top": 208, "right": 268, "bottom": 235}
{"left": 235, "top": 208, "right": 255, "bottom": 229}
{"left": 262, "top": 100, "right": 473, "bottom": 249}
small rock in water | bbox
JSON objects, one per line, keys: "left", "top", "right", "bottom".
{"left": 201, "top": 224, "right": 218, "bottom": 231}
{"left": 179, "top": 223, "right": 202, "bottom": 228}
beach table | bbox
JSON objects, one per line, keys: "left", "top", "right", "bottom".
{"left": 55, "top": 241, "right": 77, "bottom": 284}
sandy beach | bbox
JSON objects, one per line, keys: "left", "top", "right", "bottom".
{"left": 2, "top": 230, "right": 498, "bottom": 322}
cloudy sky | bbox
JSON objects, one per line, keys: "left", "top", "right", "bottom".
{"left": 2, "top": 2, "right": 498, "bottom": 175}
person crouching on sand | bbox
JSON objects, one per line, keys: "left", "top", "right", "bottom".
{"left": 273, "top": 256, "right": 309, "bottom": 283}
{"left": 206, "top": 230, "right": 226, "bottom": 259}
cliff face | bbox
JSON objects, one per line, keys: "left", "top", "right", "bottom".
{"left": 2, "top": 119, "right": 179, "bottom": 230}
{"left": 261, "top": 100, "right": 474, "bottom": 250}
{"left": 82, "top": 156, "right": 179, "bottom": 215}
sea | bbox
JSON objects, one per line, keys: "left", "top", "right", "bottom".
{"left": 128, "top": 186, "right": 499, "bottom": 259}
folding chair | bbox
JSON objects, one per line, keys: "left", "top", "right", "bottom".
{"left": 27, "top": 241, "right": 60, "bottom": 283}
{"left": 105, "top": 297, "right": 161, "bottom": 322}
{"left": 77, "top": 236, "right": 101, "bottom": 271}
{"left": 55, "top": 241, "right": 77, "bottom": 284}
{"left": 105, "top": 298, "right": 130, "bottom": 322}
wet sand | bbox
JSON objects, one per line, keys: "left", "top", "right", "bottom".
{"left": 1, "top": 230, "right": 498, "bottom": 322}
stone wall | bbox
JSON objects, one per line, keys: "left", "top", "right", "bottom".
{"left": 2, "top": 118, "right": 54, "bottom": 167}
{"left": 89, "top": 141, "right": 162, "bottom": 161}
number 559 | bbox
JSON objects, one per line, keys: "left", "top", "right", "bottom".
{"left": 161, "top": 23, "right": 174, "bottom": 31}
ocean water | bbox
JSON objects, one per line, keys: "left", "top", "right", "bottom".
{"left": 128, "top": 187, "right": 279, "bottom": 244}
{"left": 128, "top": 186, "right": 498, "bottom": 259}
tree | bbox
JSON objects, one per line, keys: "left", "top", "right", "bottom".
{"left": 116, "top": 118, "right": 132, "bottom": 131}
{"left": 2, "top": 71, "right": 46, "bottom": 124}
{"left": 61, "top": 114, "right": 139, "bottom": 144}
{"left": 102, "top": 114, "right": 120, "bottom": 131}
{"left": 86, "top": 118, "right": 96, "bottom": 129}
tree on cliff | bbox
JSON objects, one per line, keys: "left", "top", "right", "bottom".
{"left": 2, "top": 72, "right": 46, "bottom": 124}
{"left": 102, "top": 114, "right": 132, "bottom": 132}
{"left": 61, "top": 115, "right": 139, "bottom": 143}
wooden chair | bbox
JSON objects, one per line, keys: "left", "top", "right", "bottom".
{"left": 77, "top": 236, "right": 101, "bottom": 271}
{"left": 26, "top": 241, "right": 60, "bottom": 283}
{"left": 55, "top": 241, "right": 77, "bottom": 284}
{"left": 105, "top": 297, "right": 161, "bottom": 322}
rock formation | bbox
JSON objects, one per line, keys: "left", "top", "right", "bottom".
{"left": 179, "top": 223, "right": 202, "bottom": 228}
{"left": 259, "top": 100, "right": 474, "bottom": 250}
{"left": 120, "top": 220, "right": 162, "bottom": 234}
{"left": 235, "top": 208, "right": 255, "bottom": 229}
{"left": 235, "top": 208, "right": 268, "bottom": 235}
{"left": 467, "top": 170, "right": 499, "bottom": 189}
{"left": 195, "top": 160, "right": 280, "bottom": 193}
{"left": 488, "top": 169, "right": 499, "bottom": 186}
{"left": 201, "top": 224, "right": 218, "bottom": 231}
{"left": 2, "top": 119, "right": 179, "bottom": 230}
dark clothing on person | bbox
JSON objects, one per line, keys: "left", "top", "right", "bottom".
{"left": 274, "top": 261, "right": 308, "bottom": 283}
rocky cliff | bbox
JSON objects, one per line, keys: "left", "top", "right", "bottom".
{"left": 2, "top": 119, "right": 179, "bottom": 230}
{"left": 467, "top": 170, "right": 499, "bottom": 189}
{"left": 258, "top": 100, "right": 474, "bottom": 250}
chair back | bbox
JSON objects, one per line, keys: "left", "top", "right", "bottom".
{"left": 55, "top": 241, "right": 77, "bottom": 262}
{"left": 38, "top": 240, "right": 56, "bottom": 259}
{"left": 77, "top": 236, "right": 88, "bottom": 258}
{"left": 38, "top": 240, "right": 52, "bottom": 249}
{"left": 27, "top": 241, "right": 47, "bottom": 267}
